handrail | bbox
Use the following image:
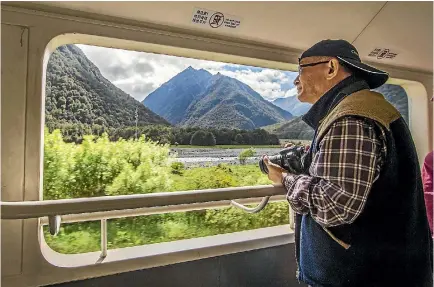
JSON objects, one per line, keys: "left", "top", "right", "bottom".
{"left": 230, "top": 196, "right": 271, "bottom": 213}
{"left": 1, "top": 185, "right": 287, "bottom": 220}
{"left": 38, "top": 195, "right": 287, "bottom": 225}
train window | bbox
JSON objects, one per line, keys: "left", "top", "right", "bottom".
{"left": 43, "top": 44, "right": 297, "bottom": 254}
{"left": 42, "top": 44, "right": 409, "bottom": 254}
{"left": 374, "top": 84, "right": 409, "bottom": 124}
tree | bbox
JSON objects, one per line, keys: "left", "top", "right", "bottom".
{"left": 269, "top": 134, "right": 280, "bottom": 145}
{"left": 234, "top": 134, "right": 244, "bottom": 144}
{"left": 203, "top": 132, "right": 216, "bottom": 146}
{"left": 190, "top": 130, "right": 207, "bottom": 146}
{"left": 94, "top": 116, "right": 107, "bottom": 126}
{"left": 190, "top": 130, "right": 216, "bottom": 146}
{"left": 217, "top": 131, "right": 232, "bottom": 145}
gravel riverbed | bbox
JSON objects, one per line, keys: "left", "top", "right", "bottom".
{"left": 170, "top": 147, "right": 283, "bottom": 167}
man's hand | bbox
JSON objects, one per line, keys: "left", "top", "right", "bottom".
{"left": 263, "top": 155, "right": 288, "bottom": 187}
{"left": 283, "top": 142, "right": 310, "bottom": 152}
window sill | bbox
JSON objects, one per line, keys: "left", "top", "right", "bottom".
{"left": 40, "top": 225, "right": 295, "bottom": 268}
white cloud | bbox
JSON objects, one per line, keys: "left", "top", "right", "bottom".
{"left": 219, "top": 69, "right": 290, "bottom": 100}
{"left": 284, "top": 87, "right": 298, "bottom": 98}
{"left": 76, "top": 44, "right": 298, "bottom": 101}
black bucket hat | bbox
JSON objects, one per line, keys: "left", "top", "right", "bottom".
{"left": 300, "top": 39, "right": 389, "bottom": 89}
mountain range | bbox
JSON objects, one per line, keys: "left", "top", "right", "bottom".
{"left": 45, "top": 44, "right": 409, "bottom": 141}
{"left": 143, "top": 67, "right": 293, "bottom": 130}
{"left": 272, "top": 95, "right": 312, "bottom": 116}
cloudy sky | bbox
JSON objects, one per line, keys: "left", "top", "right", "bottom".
{"left": 77, "top": 44, "right": 299, "bottom": 102}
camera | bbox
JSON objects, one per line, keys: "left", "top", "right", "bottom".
{"left": 259, "top": 145, "right": 306, "bottom": 175}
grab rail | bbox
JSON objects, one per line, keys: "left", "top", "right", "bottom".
{"left": 1, "top": 185, "right": 286, "bottom": 220}
{"left": 1, "top": 185, "right": 289, "bottom": 263}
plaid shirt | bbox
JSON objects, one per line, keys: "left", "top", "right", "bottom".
{"left": 283, "top": 116, "right": 387, "bottom": 227}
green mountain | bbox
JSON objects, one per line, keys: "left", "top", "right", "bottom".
{"left": 262, "top": 116, "right": 314, "bottom": 140}
{"left": 45, "top": 45, "right": 170, "bottom": 129}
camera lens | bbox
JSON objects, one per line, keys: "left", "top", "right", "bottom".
{"left": 259, "top": 158, "right": 269, "bottom": 174}
{"left": 258, "top": 154, "right": 282, "bottom": 174}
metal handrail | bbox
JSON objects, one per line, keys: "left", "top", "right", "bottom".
{"left": 1, "top": 185, "right": 287, "bottom": 220}
{"left": 230, "top": 196, "right": 271, "bottom": 213}
{"left": 38, "top": 195, "right": 287, "bottom": 225}
{"left": 1, "top": 185, "right": 289, "bottom": 263}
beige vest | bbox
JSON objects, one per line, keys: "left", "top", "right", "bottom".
{"left": 316, "top": 89, "right": 401, "bottom": 142}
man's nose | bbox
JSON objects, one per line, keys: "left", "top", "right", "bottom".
{"left": 293, "top": 75, "right": 300, "bottom": 86}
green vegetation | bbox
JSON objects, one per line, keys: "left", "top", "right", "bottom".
{"left": 43, "top": 130, "right": 289, "bottom": 254}
{"left": 190, "top": 130, "right": 216, "bottom": 146}
{"left": 46, "top": 123, "right": 280, "bottom": 146}
{"left": 45, "top": 45, "right": 169, "bottom": 129}
{"left": 170, "top": 162, "right": 185, "bottom": 175}
{"left": 262, "top": 116, "right": 315, "bottom": 140}
{"left": 43, "top": 129, "right": 172, "bottom": 199}
{"left": 238, "top": 148, "right": 255, "bottom": 165}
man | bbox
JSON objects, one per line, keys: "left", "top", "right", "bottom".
{"left": 264, "top": 39, "right": 433, "bottom": 287}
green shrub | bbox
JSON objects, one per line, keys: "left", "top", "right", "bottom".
{"left": 238, "top": 147, "right": 255, "bottom": 165}
{"left": 171, "top": 162, "right": 185, "bottom": 175}
{"left": 43, "top": 129, "right": 172, "bottom": 199}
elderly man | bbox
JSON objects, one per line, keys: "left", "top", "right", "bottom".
{"left": 264, "top": 39, "right": 433, "bottom": 287}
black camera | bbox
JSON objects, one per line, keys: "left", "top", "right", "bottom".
{"left": 259, "top": 145, "right": 306, "bottom": 175}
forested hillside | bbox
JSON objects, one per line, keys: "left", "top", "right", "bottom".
{"left": 45, "top": 45, "right": 169, "bottom": 130}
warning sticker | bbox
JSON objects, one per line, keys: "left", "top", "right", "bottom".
{"left": 368, "top": 48, "right": 398, "bottom": 60}
{"left": 191, "top": 7, "right": 241, "bottom": 30}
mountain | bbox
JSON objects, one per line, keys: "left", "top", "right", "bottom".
{"left": 180, "top": 73, "right": 293, "bottom": 129}
{"left": 45, "top": 45, "right": 169, "bottom": 128}
{"left": 263, "top": 116, "right": 314, "bottom": 140}
{"left": 272, "top": 96, "right": 311, "bottom": 116}
{"left": 142, "top": 66, "right": 213, "bottom": 124}
{"left": 143, "top": 68, "right": 293, "bottom": 130}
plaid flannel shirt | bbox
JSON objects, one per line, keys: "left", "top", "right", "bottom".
{"left": 283, "top": 116, "right": 387, "bottom": 228}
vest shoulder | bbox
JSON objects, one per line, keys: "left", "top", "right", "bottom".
{"left": 318, "top": 90, "right": 401, "bottom": 138}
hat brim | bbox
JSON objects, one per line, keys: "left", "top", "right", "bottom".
{"left": 337, "top": 56, "right": 389, "bottom": 89}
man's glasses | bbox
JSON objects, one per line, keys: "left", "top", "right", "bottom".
{"left": 298, "top": 60, "right": 330, "bottom": 74}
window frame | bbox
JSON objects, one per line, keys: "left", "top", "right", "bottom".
{"left": 1, "top": 4, "right": 431, "bottom": 286}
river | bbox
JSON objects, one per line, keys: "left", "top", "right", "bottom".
{"left": 170, "top": 147, "right": 283, "bottom": 167}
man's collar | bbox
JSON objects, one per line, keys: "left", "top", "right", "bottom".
{"left": 301, "top": 76, "right": 369, "bottom": 130}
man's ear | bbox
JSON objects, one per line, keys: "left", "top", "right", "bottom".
{"left": 326, "top": 58, "right": 340, "bottom": 80}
